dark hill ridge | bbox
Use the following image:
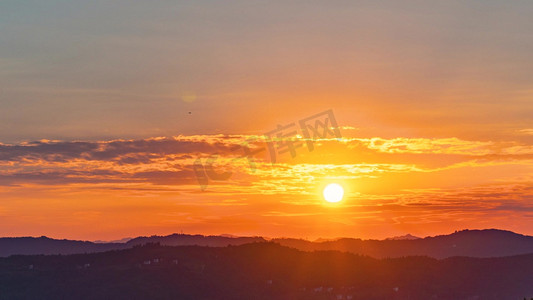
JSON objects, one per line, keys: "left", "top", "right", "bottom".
{"left": 0, "top": 236, "right": 123, "bottom": 256}
{"left": 1, "top": 229, "right": 533, "bottom": 259}
{"left": 126, "top": 233, "right": 265, "bottom": 247}
{"left": 385, "top": 233, "right": 420, "bottom": 240}
{"left": 0, "top": 234, "right": 266, "bottom": 257}
{"left": 274, "top": 229, "right": 533, "bottom": 259}
{"left": 0, "top": 242, "right": 532, "bottom": 299}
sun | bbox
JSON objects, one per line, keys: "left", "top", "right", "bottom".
{"left": 323, "top": 183, "right": 344, "bottom": 203}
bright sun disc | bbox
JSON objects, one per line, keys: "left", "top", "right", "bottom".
{"left": 323, "top": 183, "right": 344, "bottom": 203}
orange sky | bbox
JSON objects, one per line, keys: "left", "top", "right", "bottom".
{"left": 0, "top": 1, "right": 532, "bottom": 240}
{"left": 0, "top": 130, "right": 531, "bottom": 240}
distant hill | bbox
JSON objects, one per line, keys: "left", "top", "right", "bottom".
{"left": 385, "top": 234, "right": 420, "bottom": 240}
{"left": 0, "top": 234, "right": 265, "bottom": 257}
{"left": 126, "top": 233, "right": 265, "bottom": 248}
{"left": 0, "top": 243, "right": 532, "bottom": 299}
{"left": 273, "top": 229, "right": 533, "bottom": 259}
{"left": 0, "top": 236, "right": 124, "bottom": 257}
{"left": 93, "top": 237, "right": 132, "bottom": 243}
{"left": 1, "top": 229, "right": 533, "bottom": 259}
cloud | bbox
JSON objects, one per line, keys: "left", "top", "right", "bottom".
{"left": 518, "top": 129, "right": 533, "bottom": 136}
{"left": 346, "top": 137, "right": 533, "bottom": 156}
{"left": 0, "top": 135, "right": 242, "bottom": 163}
{"left": 0, "top": 135, "right": 531, "bottom": 192}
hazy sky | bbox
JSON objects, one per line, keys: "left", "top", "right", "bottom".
{"left": 0, "top": 1, "right": 532, "bottom": 240}
{"left": 2, "top": 0, "right": 532, "bottom": 141}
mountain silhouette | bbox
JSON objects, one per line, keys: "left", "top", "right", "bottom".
{"left": 1, "top": 229, "right": 532, "bottom": 259}
{"left": 0, "top": 234, "right": 266, "bottom": 257}
{"left": 1, "top": 242, "right": 532, "bottom": 299}
{"left": 385, "top": 234, "right": 420, "bottom": 240}
{"left": 273, "top": 229, "right": 533, "bottom": 258}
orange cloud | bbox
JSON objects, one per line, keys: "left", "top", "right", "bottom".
{"left": 0, "top": 134, "right": 531, "bottom": 240}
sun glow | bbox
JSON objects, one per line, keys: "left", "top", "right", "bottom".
{"left": 323, "top": 183, "right": 344, "bottom": 203}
